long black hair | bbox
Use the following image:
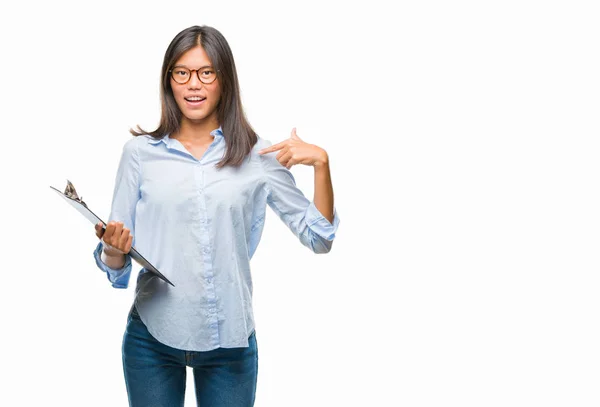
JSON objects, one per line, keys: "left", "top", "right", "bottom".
{"left": 131, "top": 25, "right": 257, "bottom": 168}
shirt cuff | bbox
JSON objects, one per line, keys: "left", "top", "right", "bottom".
{"left": 305, "top": 202, "right": 340, "bottom": 241}
{"left": 93, "top": 242, "right": 132, "bottom": 289}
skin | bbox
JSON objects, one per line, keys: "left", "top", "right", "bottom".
{"left": 96, "top": 44, "right": 336, "bottom": 266}
{"left": 95, "top": 221, "right": 132, "bottom": 258}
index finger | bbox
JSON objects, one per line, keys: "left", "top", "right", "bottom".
{"left": 103, "top": 221, "right": 119, "bottom": 239}
{"left": 259, "top": 140, "right": 287, "bottom": 154}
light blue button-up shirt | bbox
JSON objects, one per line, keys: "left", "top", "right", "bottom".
{"left": 93, "top": 128, "right": 339, "bottom": 351}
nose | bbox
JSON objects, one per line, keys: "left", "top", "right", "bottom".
{"left": 188, "top": 70, "right": 203, "bottom": 89}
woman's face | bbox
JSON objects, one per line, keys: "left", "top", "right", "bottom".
{"left": 170, "top": 45, "right": 221, "bottom": 125}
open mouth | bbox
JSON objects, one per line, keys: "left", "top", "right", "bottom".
{"left": 185, "top": 96, "right": 206, "bottom": 103}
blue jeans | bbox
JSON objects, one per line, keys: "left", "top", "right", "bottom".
{"left": 122, "top": 305, "right": 258, "bottom": 407}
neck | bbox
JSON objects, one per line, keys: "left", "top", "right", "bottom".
{"left": 174, "top": 117, "right": 220, "bottom": 144}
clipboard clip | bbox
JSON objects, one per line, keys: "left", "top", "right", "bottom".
{"left": 64, "top": 180, "right": 88, "bottom": 208}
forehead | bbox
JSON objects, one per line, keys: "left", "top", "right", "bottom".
{"left": 174, "top": 45, "right": 213, "bottom": 67}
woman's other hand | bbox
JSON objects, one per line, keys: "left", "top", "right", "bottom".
{"left": 95, "top": 221, "right": 133, "bottom": 256}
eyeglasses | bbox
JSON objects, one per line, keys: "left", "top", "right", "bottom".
{"left": 169, "top": 65, "right": 219, "bottom": 84}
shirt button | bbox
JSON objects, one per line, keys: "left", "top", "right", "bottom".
{"left": 206, "top": 278, "right": 212, "bottom": 284}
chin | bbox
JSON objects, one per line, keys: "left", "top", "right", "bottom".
{"left": 179, "top": 104, "right": 214, "bottom": 120}
{"left": 189, "top": 110, "right": 217, "bottom": 121}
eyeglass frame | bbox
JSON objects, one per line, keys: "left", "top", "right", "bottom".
{"left": 168, "top": 65, "right": 220, "bottom": 85}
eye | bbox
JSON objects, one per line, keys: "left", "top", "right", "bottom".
{"left": 201, "top": 69, "right": 215, "bottom": 77}
{"left": 174, "top": 69, "right": 189, "bottom": 76}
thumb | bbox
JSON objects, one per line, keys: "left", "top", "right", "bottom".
{"left": 290, "top": 127, "right": 301, "bottom": 140}
{"left": 95, "top": 222, "right": 105, "bottom": 238}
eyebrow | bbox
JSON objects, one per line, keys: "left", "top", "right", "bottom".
{"left": 172, "top": 64, "right": 214, "bottom": 69}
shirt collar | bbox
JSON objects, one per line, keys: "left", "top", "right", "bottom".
{"left": 147, "top": 126, "right": 223, "bottom": 146}
{"left": 211, "top": 127, "right": 224, "bottom": 138}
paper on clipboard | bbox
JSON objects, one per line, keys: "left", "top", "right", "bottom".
{"left": 50, "top": 182, "right": 174, "bottom": 287}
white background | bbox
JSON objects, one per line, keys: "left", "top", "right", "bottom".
{"left": 1, "top": 0, "right": 599, "bottom": 406}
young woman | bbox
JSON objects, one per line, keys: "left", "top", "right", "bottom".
{"left": 93, "top": 25, "right": 339, "bottom": 407}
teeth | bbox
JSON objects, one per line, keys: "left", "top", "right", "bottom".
{"left": 186, "top": 96, "right": 204, "bottom": 101}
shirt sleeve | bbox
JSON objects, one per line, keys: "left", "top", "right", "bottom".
{"left": 259, "top": 139, "right": 340, "bottom": 254}
{"left": 92, "top": 138, "right": 141, "bottom": 288}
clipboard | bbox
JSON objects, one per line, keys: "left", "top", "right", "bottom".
{"left": 50, "top": 181, "right": 175, "bottom": 287}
